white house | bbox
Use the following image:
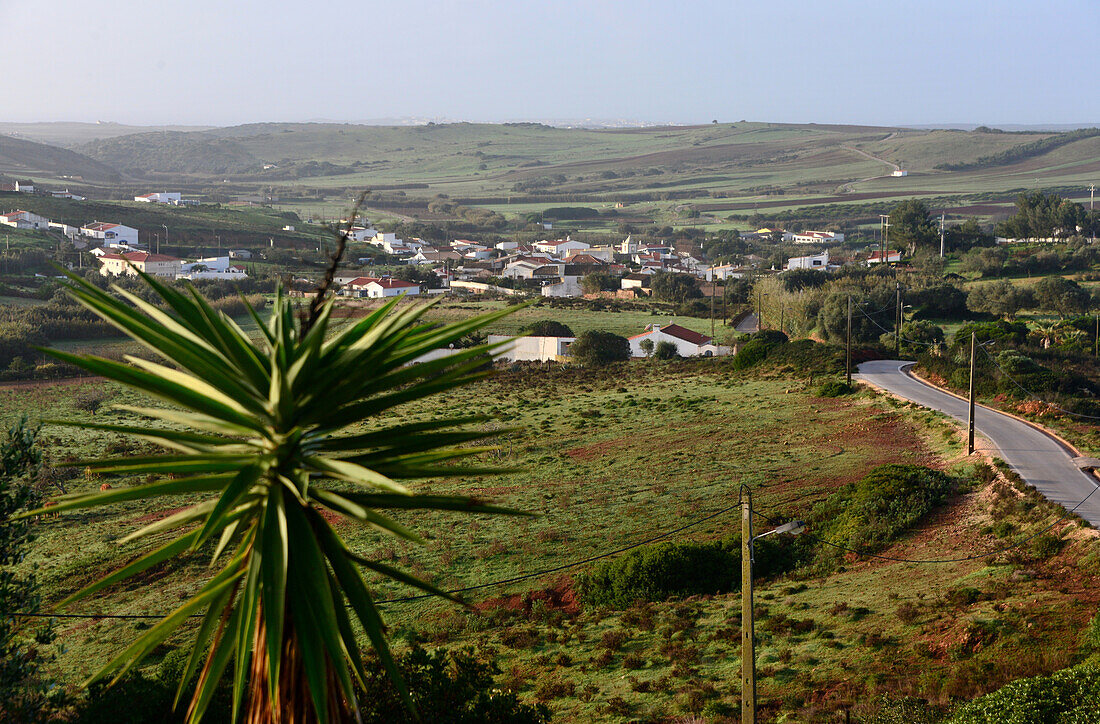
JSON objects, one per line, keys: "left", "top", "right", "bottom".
{"left": 786, "top": 250, "right": 829, "bottom": 270}
{"left": 51, "top": 190, "right": 85, "bottom": 200}
{"left": 0, "top": 210, "right": 50, "bottom": 231}
{"left": 98, "top": 251, "right": 183, "bottom": 278}
{"left": 135, "top": 192, "right": 182, "bottom": 204}
{"left": 705, "top": 263, "right": 749, "bottom": 281}
{"left": 487, "top": 334, "right": 574, "bottom": 362}
{"left": 348, "top": 227, "right": 378, "bottom": 242}
{"left": 371, "top": 232, "right": 398, "bottom": 247}
{"left": 342, "top": 277, "right": 421, "bottom": 299}
{"left": 791, "top": 230, "right": 845, "bottom": 244}
{"left": 540, "top": 276, "right": 583, "bottom": 298}
{"left": 502, "top": 260, "right": 563, "bottom": 280}
{"left": 81, "top": 221, "right": 140, "bottom": 247}
{"left": 892, "top": 169, "right": 909, "bottom": 177}
{"left": 533, "top": 238, "right": 590, "bottom": 256}
{"left": 628, "top": 323, "right": 728, "bottom": 358}
{"left": 228, "top": 249, "right": 253, "bottom": 260}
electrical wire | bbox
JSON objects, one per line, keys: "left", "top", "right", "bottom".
{"left": 3, "top": 502, "right": 741, "bottom": 621}
{"left": 854, "top": 303, "right": 940, "bottom": 348}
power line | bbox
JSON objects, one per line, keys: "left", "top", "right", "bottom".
{"left": 3, "top": 502, "right": 742, "bottom": 621}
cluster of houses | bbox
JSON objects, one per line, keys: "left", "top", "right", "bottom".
{"left": 0, "top": 180, "right": 86, "bottom": 200}
{"left": 93, "top": 250, "right": 248, "bottom": 281}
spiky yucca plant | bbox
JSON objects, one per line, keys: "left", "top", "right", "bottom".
{"left": 24, "top": 271, "right": 526, "bottom": 723}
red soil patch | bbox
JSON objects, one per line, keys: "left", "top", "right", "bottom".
{"left": 473, "top": 576, "right": 580, "bottom": 617}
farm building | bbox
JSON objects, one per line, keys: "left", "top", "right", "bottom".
{"left": 0, "top": 210, "right": 50, "bottom": 231}
{"left": 791, "top": 231, "right": 844, "bottom": 244}
{"left": 98, "top": 251, "right": 183, "bottom": 278}
{"left": 867, "top": 250, "right": 902, "bottom": 265}
{"left": 135, "top": 191, "right": 182, "bottom": 204}
{"left": 487, "top": 334, "right": 574, "bottom": 362}
{"left": 628, "top": 324, "right": 728, "bottom": 358}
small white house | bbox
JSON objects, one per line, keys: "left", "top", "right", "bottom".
{"left": 786, "top": 250, "right": 829, "bottom": 270}
{"left": 533, "top": 238, "right": 590, "bottom": 256}
{"left": 628, "top": 323, "right": 728, "bottom": 358}
{"left": 892, "top": 169, "right": 909, "bottom": 177}
{"left": 82, "top": 221, "right": 140, "bottom": 247}
{"left": 540, "top": 276, "right": 583, "bottom": 298}
{"left": 228, "top": 249, "right": 253, "bottom": 260}
{"left": 342, "top": 277, "right": 421, "bottom": 299}
{"left": 51, "top": 190, "right": 85, "bottom": 200}
{"left": 791, "top": 231, "right": 845, "bottom": 244}
{"left": 487, "top": 334, "right": 574, "bottom": 362}
{"left": 49, "top": 221, "right": 80, "bottom": 238}
{"left": 0, "top": 210, "right": 50, "bottom": 231}
{"left": 135, "top": 192, "right": 183, "bottom": 204}
{"left": 179, "top": 256, "right": 248, "bottom": 280}
{"left": 348, "top": 227, "right": 378, "bottom": 242}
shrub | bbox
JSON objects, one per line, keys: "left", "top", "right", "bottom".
{"left": 653, "top": 340, "right": 679, "bottom": 360}
{"left": 569, "top": 330, "right": 630, "bottom": 367}
{"left": 810, "top": 465, "right": 956, "bottom": 558}
{"left": 818, "top": 380, "right": 854, "bottom": 397}
{"left": 947, "top": 663, "right": 1100, "bottom": 723}
{"left": 524, "top": 319, "right": 573, "bottom": 337}
{"left": 577, "top": 541, "right": 735, "bottom": 608}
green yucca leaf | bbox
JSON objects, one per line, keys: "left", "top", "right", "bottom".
{"left": 40, "top": 273, "right": 526, "bottom": 723}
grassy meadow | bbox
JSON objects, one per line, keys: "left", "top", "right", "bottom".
{"left": 5, "top": 340, "right": 1098, "bottom": 721}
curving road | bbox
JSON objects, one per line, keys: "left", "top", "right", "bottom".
{"left": 856, "top": 360, "right": 1100, "bottom": 528}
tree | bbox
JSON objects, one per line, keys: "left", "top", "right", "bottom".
{"left": 650, "top": 272, "right": 701, "bottom": 305}
{"left": 524, "top": 319, "right": 573, "bottom": 337}
{"left": 653, "top": 340, "right": 679, "bottom": 360}
{"left": 580, "top": 272, "right": 617, "bottom": 295}
{"left": 639, "top": 339, "right": 654, "bottom": 357}
{"left": 888, "top": 200, "right": 937, "bottom": 255}
{"left": 966, "top": 279, "right": 1035, "bottom": 318}
{"left": 569, "top": 330, "right": 630, "bottom": 366}
{"left": 26, "top": 273, "right": 529, "bottom": 723}
{"left": 1033, "top": 276, "right": 1091, "bottom": 318}
{"left": 0, "top": 418, "right": 59, "bottom": 723}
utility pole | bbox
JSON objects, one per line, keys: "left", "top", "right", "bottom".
{"left": 1095, "top": 314, "right": 1098, "bottom": 357}
{"left": 967, "top": 332, "right": 976, "bottom": 455}
{"left": 710, "top": 272, "right": 716, "bottom": 340}
{"left": 779, "top": 305, "right": 785, "bottom": 337}
{"left": 741, "top": 487, "right": 756, "bottom": 724}
{"left": 895, "top": 283, "right": 902, "bottom": 356}
{"left": 845, "top": 296, "right": 852, "bottom": 386}
{"left": 1091, "top": 184, "right": 1096, "bottom": 244}
{"left": 939, "top": 214, "right": 946, "bottom": 258}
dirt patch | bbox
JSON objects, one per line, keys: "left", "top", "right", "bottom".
{"left": 473, "top": 576, "right": 580, "bottom": 617}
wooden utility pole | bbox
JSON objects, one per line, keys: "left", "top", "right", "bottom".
{"left": 939, "top": 214, "right": 946, "bottom": 258}
{"left": 967, "top": 332, "right": 976, "bottom": 455}
{"left": 895, "top": 283, "right": 902, "bottom": 356}
{"left": 741, "top": 488, "right": 756, "bottom": 724}
{"left": 845, "top": 296, "right": 852, "bottom": 386}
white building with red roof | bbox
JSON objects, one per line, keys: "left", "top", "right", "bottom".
{"left": 867, "top": 249, "right": 901, "bottom": 265}
{"left": 341, "top": 276, "right": 421, "bottom": 299}
{"left": 0, "top": 210, "right": 50, "bottom": 231}
{"left": 628, "top": 323, "right": 728, "bottom": 358}
{"left": 791, "top": 230, "right": 845, "bottom": 244}
{"left": 98, "top": 251, "right": 184, "bottom": 278}
{"left": 81, "top": 221, "right": 139, "bottom": 247}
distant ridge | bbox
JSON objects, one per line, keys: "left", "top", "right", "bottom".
{"left": 0, "top": 135, "right": 121, "bottom": 183}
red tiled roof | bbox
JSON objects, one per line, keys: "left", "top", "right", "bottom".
{"left": 628, "top": 324, "right": 712, "bottom": 345}
{"left": 83, "top": 222, "right": 120, "bottom": 231}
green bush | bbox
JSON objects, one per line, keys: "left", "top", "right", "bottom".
{"left": 568, "top": 330, "right": 630, "bottom": 367}
{"left": 947, "top": 664, "right": 1100, "bottom": 723}
{"left": 810, "top": 465, "right": 956, "bottom": 558}
{"left": 818, "top": 381, "right": 854, "bottom": 397}
{"left": 577, "top": 541, "right": 735, "bottom": 608}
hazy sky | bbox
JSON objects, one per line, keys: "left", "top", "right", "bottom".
{"left": 4, "top": 0, "right": 1098, "bottom": 127}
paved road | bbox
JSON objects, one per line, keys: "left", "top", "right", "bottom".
{"left": 857, "top": 360, "right": 1100, "bottom": 528}
{"left": 735, "top": 313, "right": 759, "bottom": 333}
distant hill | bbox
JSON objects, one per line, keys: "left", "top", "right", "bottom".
{"left": 0, "top": 122, "right": 216, "bottom": 148}
{"left": 0, "top": 135, "right": 121, "bottom": 183}
{"left": 79, "top": 131, "right": 263, "bottom": 176}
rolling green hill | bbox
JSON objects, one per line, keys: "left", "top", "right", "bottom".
{"left": 0, "top": 135, "right": 122, "bottom": 184}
